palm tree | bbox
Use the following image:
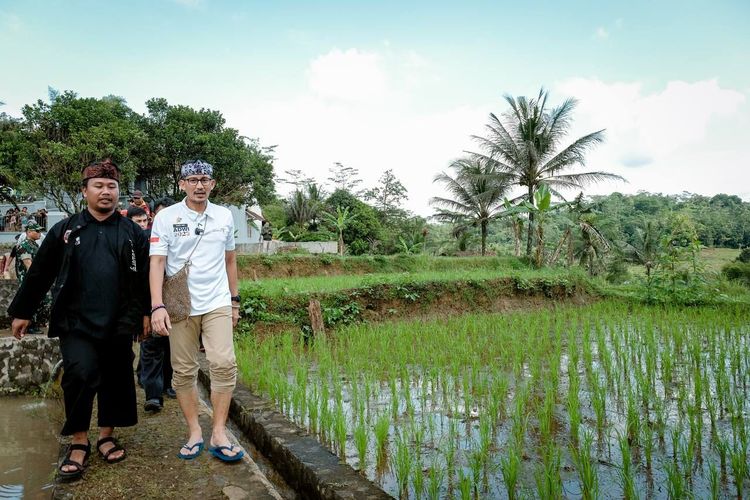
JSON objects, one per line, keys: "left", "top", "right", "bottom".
{"left": 624, "top": 220, "right": 663, "bottom": 278}
{"left": 549, "top": 193, "right": 610, "bottom": 269}
{"left": 473, "top": 88, "right": 624, "bottom": 258}
{"left": 430, "top": 156, "right": 511, "bottom": 256}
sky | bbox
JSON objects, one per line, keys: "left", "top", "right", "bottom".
{"left": 1, "top": 0, "right": 749, "bottom": 215}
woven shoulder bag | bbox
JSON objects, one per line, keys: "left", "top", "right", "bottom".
{"left": 162, "top": 220, "right": 206, "bottom": 323}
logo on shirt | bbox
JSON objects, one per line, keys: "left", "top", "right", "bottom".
{"left": 173, "top": 223, "right": 190, "bottom": 237}
{"left": 63, "top": 230, "right": 72, "bottom": 244}
{"left": 150, "top": 236, "right": 160, "bottom": 243}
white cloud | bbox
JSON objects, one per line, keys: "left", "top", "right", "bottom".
{"left": 227, "top": 53, "right": 750, "bottom": 216}
{"left": 227, "top": 47, "right": 486, "bottom": 215}
{"left": 553, "top": 77, "right": 748, "bottom": 199}
{"left": 594, "top": 27, "right": 609, "bottom": 39}
{"left": 307, "top": 48, "right": 388, "bottom": 102}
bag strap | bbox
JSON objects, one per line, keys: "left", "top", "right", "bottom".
{"left": 184, "top": 215, "right": 208, "bottom": 266}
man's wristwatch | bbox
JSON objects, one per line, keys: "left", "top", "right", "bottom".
{"left": 230, "top": 295, "right": 241, "bottom": 303}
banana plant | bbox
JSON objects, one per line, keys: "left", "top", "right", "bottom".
{"left": 322, "top": 205, "right": 358, "bottom": 256}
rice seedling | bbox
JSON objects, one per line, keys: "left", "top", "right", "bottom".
{"left": 457, "top": 469, "right": 472, "bottom": 500}
{"left": 641, "top": 424, "right": 654, "bottom": 473}
{"left": 708, "top": 462, "right": 720, "bottom": 500}
{"left": 665, "top": 461, "right": 689, "bottom": 500}
{"left": 571, "top": 431, "right": 598, "bottom": 500}
{"left": 617, "top": 430, "right": 638, "bottom": 499}
{"left": 679, "top": 437, "right": 695, "bottom": 482}
{"left": 392, "top": 432, "right": 412, "bottom": 498}
{"left": 714, "top": 436, "right": 729, "bottom": 476}
{"left": 534, "top": 443, "right": 562, "bottom": 500}
{"left": 425, "top": 457, "right": 444, "bottom": 500}
{"left": 499, "top": 445, "right": 520, "bottom": 500}
{"left": 334, "top": 405, "right": 348, "bottom": 460}
{"left": 467, "top": 449, "right": 484, "bottom": 497}
{"left": 374, "top": 413, "right": 390, "bottom": 465}
{"left": 353, "top": 419, "right": 368, "bottom": 470}
{"left": 730, "top": 442, "right": 748, "bottom": 499}
{"left": 411, "top": 456, "right": 424, "bottom": 500}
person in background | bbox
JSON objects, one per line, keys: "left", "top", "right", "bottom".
{"left": 129, "top": 204, "right": 174, "bottom": 412}
{"left": 8, "top": 159, "right": 150, "bottom": 482}
{"left": 126, "top": 206, "right": 149, "bottom": 231}
{"left": 261, "top": 220, "right": 273, "bottom": 253}
{"left": 149, "top": 159, "right": 243, "bottom": 462}
{"left": 19, "top": 207, "right": 29, "bottom": 229}
{"left": 131, "top": 190, "right": 151, "bottom": 220}
{"left": 153, "top": 197, "right": 176, "bottom": 216}
{"left": 3, "top": 234, "right": 21, "bottom": 277}
{"left": 14, "top": 221, "right": 50, "bottom": 334}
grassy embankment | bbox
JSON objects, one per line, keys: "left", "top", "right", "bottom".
{"left": 236, "top": 255, "right": 595, "bottom": 334}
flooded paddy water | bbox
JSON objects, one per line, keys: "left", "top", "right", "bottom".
{"left": 237, "top": 301, "right": 750, "bottom": 499}
{"left": 0, "top": 396, "right": 62, "bottom": 499}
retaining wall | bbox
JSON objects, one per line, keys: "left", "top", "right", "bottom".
{"left": 237, "top": 241, "right": 338, "bottom": 255}
{"left": 0, "top": 335, "right": 60, "bottom": 395}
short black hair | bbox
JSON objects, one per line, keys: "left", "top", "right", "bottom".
{"left": 126, "top": 206, "right": 148, "bottom": 219}
{"left": 154, "top": 197, "right": 176, "bottom": 211}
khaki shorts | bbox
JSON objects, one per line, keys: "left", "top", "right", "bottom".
{"left": 169, "top": 306, "right": 236, "bottom": 394}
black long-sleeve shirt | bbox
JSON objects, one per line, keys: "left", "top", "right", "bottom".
{"left": 8, "top": 209, "right": 150, "bottom": 339}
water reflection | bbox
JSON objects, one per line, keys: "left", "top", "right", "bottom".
{"left": 0, "top": 397, "right": 62, "bottom": 499}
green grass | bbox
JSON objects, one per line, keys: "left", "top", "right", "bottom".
{"left": 628, "top": 246, "right": 739, "bottom": 276}
{"left": 240, "top": 267, "right": 580, "bottom": 298}
{"left": 700, "top": 247, "right": 740, "bottom": 272}
{"left": 238, "top": 253, "right": 527, "bottom": 276}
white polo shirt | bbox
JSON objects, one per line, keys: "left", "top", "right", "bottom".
{"left": 150, "top": 200, "right": 235, "bottom": 316}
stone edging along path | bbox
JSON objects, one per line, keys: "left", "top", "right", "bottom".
{"left": 198, "top": 360, "right": 392, "bottom": 500}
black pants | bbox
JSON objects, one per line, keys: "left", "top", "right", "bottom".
{"left": 59, "top": 331, "right": 137, "bottom": 436}
{"left": 139, "top": 335, "right": 172, "bottom": 403}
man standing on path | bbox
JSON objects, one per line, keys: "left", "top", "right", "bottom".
{"left": 149, "top": 159, "right": 244, "bottom": 462}
{"left": 14, "top": 221, "right": 50, "bottom": 334}
{"left": 8, "top": 159, "right": 150, "bottom": 481}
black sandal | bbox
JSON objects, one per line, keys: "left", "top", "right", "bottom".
{"left": 96, "top": 436, "right": 126, "bottom": 464}
{"left": 58, "top": 442, "right": 90, "bottom": 482}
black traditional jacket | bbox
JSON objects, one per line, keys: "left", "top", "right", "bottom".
{"left": 8, "top": 210, "right": 150, "bottom": 338}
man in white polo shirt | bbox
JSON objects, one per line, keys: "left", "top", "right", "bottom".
{"left": 149, "top": 159, "right": 244, "bottom": 462}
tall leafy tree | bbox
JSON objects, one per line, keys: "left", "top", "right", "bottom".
{"left": 473, "top": 88, "right": 623, "bottom": 258}
{"left": 430, "top": 156, "right": 510, "bottom": 256}
{"left": 364, "top": 169, "right": 408, "bottom": 222}
{"left": 137, "top": 98, "right": 275, "bottom": 205}
{"left": 18, "top": 91, "right": 144, "bottom": 213}
{"left": 0, "top": 104, "right": 26, "bottom": 208}
{"left": 327, "top": 162, "right": 363, "bottom": 194}
{"left": 326, "top": 189, "right": 382, "bottom": 255}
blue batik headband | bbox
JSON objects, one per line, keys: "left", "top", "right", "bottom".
{"left": 180, "top": 159, "right": 214, "bottom": 179}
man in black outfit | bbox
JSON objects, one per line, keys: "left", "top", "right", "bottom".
{"left": 8, "top": 159, "right": 150, "bottom": 482}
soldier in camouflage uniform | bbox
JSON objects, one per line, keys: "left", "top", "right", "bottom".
{"left": 15, "top": 221, "right": 50, "bottom": 333}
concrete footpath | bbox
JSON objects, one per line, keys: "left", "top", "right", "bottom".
{"left": 52, "top": 360, "right": 294, "bottom": 500}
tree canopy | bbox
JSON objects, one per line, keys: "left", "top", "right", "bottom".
{"left": 3, "top": 91, "right": 276, "bottom": 213}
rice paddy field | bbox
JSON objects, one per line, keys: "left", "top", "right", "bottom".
{"left": 237, "top": 300, "right": 750, "bottom": 499}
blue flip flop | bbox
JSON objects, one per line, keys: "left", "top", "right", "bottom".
{"left": 208, "top": 444, "right": 245, "bottom": 462}
{"left": 177, "top": 441, "right": 204, "bottom": 460}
